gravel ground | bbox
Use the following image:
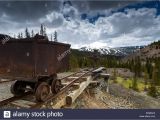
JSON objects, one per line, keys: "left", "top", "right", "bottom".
{"left": 0, "top": 81, "right": 13, "bottom": 101}
{"left": 109, "top": 83, "right": 160, "bottom": 109}
{"left": 72, "top": 79, "right": 138, "bottom": 109}
{"left": 0, "top": 72, "right": 73, "bottom": 102}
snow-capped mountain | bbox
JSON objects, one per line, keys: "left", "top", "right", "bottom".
{"left": 79, "top": 46, "right": 144, "bottom": 56}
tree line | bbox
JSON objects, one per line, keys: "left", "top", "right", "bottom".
{"left": 69, "top": 47, "right": 160, "bottom": 97}
{"left": 15, "top": 24, "right": 58, "bottom": 41}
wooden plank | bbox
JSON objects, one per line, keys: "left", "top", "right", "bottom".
{"left": 66, "top": 76, "right": 92, "bottom": 105}
{"left": 92, "top": 67, "right": 106, "bottom": 73}
{"left": 67, "top": 77, "right": 87, "bottom": 79}
{"left": 62, "top": 81, "right": 100, "bottom": 86}
{"left": 100, "top": 73, "right": 110, "bottom": 92}
{"left": 100, "top": 73, "right": 110, "bottom": 80}
{"left": 52, "top": 99, "right": 66, "bottom": 109}
{"left": 100, "top": 73, "right": 110, "bottom": 77}
{"left": 62, "top": 82, "right": 80, "bottom": 86}
{"left": 11, "top": 100, "right": 36, "bottom": 108}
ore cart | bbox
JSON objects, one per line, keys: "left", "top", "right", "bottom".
{"left": 0, "top": 34, "right": 70, "bottom": 101}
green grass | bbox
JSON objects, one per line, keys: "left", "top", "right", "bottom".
{"left": 156, "top": 86, "right": 160, "bottom": 95}
{"left": 115, "top": 77, "right": 149, "bottom": 92}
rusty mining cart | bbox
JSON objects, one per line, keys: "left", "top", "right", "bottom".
{"left": 0, "top": 34, "right": 70, "bottom": 101}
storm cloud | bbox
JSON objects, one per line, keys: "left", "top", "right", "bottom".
{"left": 0, "top": 0, "right": 160, "bottom": 48}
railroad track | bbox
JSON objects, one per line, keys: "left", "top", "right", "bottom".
{"left": 0, "top": 79, "right": 15, "bottom": 84}
{"left": 0, "top": 91, "right": 32, "bottom": 107}
{"left": 0, "top": 68, "right": 97, "bottom": 109}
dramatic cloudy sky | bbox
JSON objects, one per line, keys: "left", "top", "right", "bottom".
{"left": 0, "top": 0, "right": 160, "bottom": 48}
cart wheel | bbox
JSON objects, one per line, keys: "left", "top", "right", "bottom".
{"left": 49, "top": 74, "right": 57, "bottom": 85}
{"left": 51, "top": 79, "right": 61, "bottom": 94}
{"left": 10, "top": 80, "right": 26, "bottom": 96}
{"left": 35, "top": 82, "right": 50, "bottom": 102}
{"left": 30, "top": 83, "right": 35, "bottom": 90}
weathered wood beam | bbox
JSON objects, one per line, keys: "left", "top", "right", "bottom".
{"left": 52, "top": 99, "right": 66, "bottom": 109}
{"left": 62, "top": 80, "right": 99, "bottom": 87}
{"left": 100, "top": 73, "right": 110, "bottom": 81}
{"left": 92, "top": 67, "right": 106, "bottom": 74}
{"left": 67, "top": 76, "right": 87, "bottom": 80}
{"left": 62, "top": 82, "right": 80, "bottom": 86}
{"left": 100, "top": 73, "right": 110, "bottom": 92}
{"left": 64, "top": 77, "right": 87, "bottom": 82}
{"left": 66, "top": 76, "right": 92, "bottom": 105}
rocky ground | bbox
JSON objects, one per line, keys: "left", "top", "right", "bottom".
{"left": 73, "top": 79, "right": 138, "bottom": 109}
{"left": 0, "top": 81, "right": 13, "bottom": 101}
{"left": 109, "top": 83, "right": 160, "bottom": 109}
{"left": 106, "top": 68, "right": 134, "bottom": 78}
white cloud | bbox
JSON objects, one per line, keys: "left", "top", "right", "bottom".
{"left": 62, "top": 7, "right": 160, "bottom": 48}
{"left": 85, "top": 41, "right": 108, "bottom": 49}
{"left": 1, "top": 4, "right": 160, "bottom": 49}
{"left": 39, "top": 11, "right": 64, "bottom": 28}
{"left": 101, "top": 8, "right": 160, "bottom": 47}
{"left": 50, "top": 7, "right": 160, "bottom": 48}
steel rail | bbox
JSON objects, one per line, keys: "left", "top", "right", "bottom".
{"left": 0, "top": 69, "right": 93, "bottom": 108}
{"left": 0, "top": 91, "right": 32, "bottom": 107}
{"left": 58, "top": 69, "right": 85, "bottom": 81}
{"left": 0, "top": 79, "right": 15, "bottom": 84}
{"left": 30, "top": 69, "right": 93, "bottom": 108}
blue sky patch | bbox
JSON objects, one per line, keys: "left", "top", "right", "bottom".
{"left": 81, "top": 1, "right": 160, "bottom": 24}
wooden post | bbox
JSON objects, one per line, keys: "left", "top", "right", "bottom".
{"left": 66, "top": 76, "right": 92, "bottom": 105}
{"left": 100, "top": 73, "right": 110, "bottom": 92}
{"left": 52, "top": 99, "right": 66, "bottom": 109}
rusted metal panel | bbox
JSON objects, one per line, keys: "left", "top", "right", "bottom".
{"left": 0, "top": 35, "right": 70, "bottom": 81}
{"left": 54, "top": 42, "right": 70, "bottom": 72}
{"left": 0, "top": 40, "right": 34, "bottom": 80}
{"left": 36, "top": 43, "right": 50, "bottom": 76}
{"left": 35, "top": 41, "right": 70, "bottom": 77}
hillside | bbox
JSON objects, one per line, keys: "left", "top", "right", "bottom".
{"left": 124, "top": 40, "right": 160, "bottom": 61}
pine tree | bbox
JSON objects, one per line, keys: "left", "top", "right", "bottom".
{"left": 17, "top": 33, "right": 21, "bottom": 39}
{"left": 148, "top": 84, "right": 157, "bottom": 97}
{"left": 40, "top": 24, "right": 44, "bottom": 36}
{"left": 132, "top": 75, "right": 138, "bottom": 91}
{"left": 134, "top": 57, "right": 141, "bottom": 77}
{"left": 130, "top": 59, "right": 134, "bottom": 72}
{"left": 51, "top": 34, "right": 53, "bottom": 41}
{"left": 113, "top": 68, "right": 117, "bottom": 83}
{"left": 144, "top": 67, "right": 149, "bottom": 91}
{"left": 146, "top": 59, "right": 152, "bottom": 79}
{"left": 69, "top": 54, "right": 79, "bottom": 70}
{"left": 152, "top": 64, "right": 158, "bottom": 85}
{"left": 148, "top": 64, "right": 157, "bottom": 97}
{"left": 43, "top": 26, "right": 47, "bottom": 37}
{"left": 154, "top": 60, "right": 160, "bottom": 85}
{"left": 20, "top": 32, "right": 23, "bottom": 38}
{"left": 31, "top": 30, "right": 34, "bottom": 37}
{"left": 54, "top": 31, "right": 57, "bottom": 42}
{"left": 25, "top": 28, "right": 30, "bottom": 38}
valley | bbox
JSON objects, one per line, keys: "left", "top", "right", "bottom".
{"left": 69, "top": 40, "right": 160, "bottom": 103}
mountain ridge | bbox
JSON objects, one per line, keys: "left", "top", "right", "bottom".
{"left": 78, "top": 46, "right": 144, "bottom": 56}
